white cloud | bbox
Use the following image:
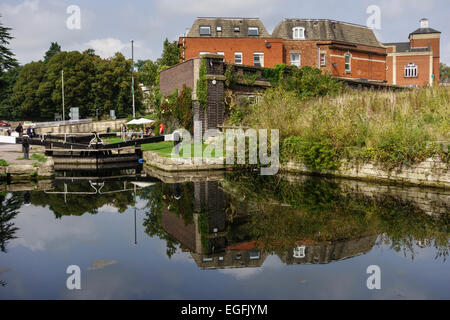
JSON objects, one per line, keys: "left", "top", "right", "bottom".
{"left": 84, "top": 38, "right": 127, "bottom": 59}
{"left": 10, "top": 206, "right": 97, "bottom": 252}
{"left": 219, "top": 267, "right": 263, "bottom": 280}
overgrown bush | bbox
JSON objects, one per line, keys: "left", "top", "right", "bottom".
{"left": 247, "top": 86, "right": 450, "bottom": 170}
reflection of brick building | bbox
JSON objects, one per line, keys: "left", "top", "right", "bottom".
{"left": 384, "top": 18, "right": 441, "bottom": 87}
{"left": 179, "top": 17, "right": 441, "bottom": 87}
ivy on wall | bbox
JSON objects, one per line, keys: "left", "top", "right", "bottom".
{"left": 196, "top": 58, "right": 208, "bottom": 110}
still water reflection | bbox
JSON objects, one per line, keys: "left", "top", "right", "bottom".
{"left": 0, "top": 171, "right": 449, "bottom": 299}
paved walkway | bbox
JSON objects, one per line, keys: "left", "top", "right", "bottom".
{"left": 0, "top": 143, "right": 45, "bottom": 165}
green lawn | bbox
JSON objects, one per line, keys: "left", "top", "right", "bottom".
{"left": 102, "top": 137, "right": 222, "bottom": 158}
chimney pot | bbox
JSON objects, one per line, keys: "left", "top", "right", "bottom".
{"left": 420, "top": 18, "right": 429, "bottom": 28}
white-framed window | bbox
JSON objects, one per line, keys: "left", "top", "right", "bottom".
{"left": 234, "top": 52, "right": 243, "bottom": 65}
{"left": 248, "top": 27, "right": 259, "bottom": 36}
{"left": 199, "top": 51, "right": 210, "bottom": 56}
{"left": 216, "top": 26, "right": 222, "bottom": 32}
{"left": 216, "top": 52, "right": 224, "bottom": 56}
{"left": 293, "top": 246, "right": 306, "bottom": 258}
{"left": 293, "top": 27, "right": 305, "bottom": 40}
{"left": 234, "top": 26, "right": 240, "bottom": 33}
{"left": 345, "top": 53, "right": 351, "bottom": 72}
{"left": 320, "top": 53, "right": 326, "bottom": 66}
{"left": 199, "top": 26, "right": 211, "bottom": 35}
{"left": 290, "top": 53, "right": 301, "bottom": 67}
{"left": 249, "top": 251, "right": 261, "bottom": 260}
{"left": 253, "top": 52, "right": 264, "bottom": 67}
{"left": 404, "top": 63, "right": 418, "bottom": 78}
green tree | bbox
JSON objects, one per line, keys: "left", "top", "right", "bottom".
{"left": 43, "top": 42, "right": 61, "bottom": 63}
{"left": 138, "top": 59, "right": 158, "bottom": 87}
{"left": 0, "top": 16, "right": 18, "bottom": 75}
{"left": 157, "top": 38, "right": 181, "bottom": 67}
{"left": 440, "top": 63, "right": 450, "bottom": 80}
{"left": 37, "top": 51, "right": 96, "bottom": 119}
{"left": 0, "top": 65, "right": 20, "bottom": 119}
{"left": 10, "top": 61, "right": 45, "bottom": 120}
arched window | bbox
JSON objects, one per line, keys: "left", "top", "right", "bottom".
{"left": 292, "top": 27, "right": 305, "bottom": 40}
{"left": 404, "top": 63, "right": 418, "bottom": 78}
{"left": 345, "top": 53, "right": 351, "bottom": 73}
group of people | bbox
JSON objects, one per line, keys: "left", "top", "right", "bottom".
{"left": 9, "top": 123, "right": 36, "bottom": 138}
{"left": 120, "top": 123, "right": 165, "bottom": 141}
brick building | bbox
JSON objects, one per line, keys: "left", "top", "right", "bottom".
{"left": 179, "top": 17, "right": 441, "bottom": 87}
{"left": 384, "top": 18, "right": 441, "bottom": 87}
{"left": 179, "top": 17, "right": 283, "bottom": 68}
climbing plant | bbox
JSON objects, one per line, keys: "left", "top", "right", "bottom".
{"left": 196, "top": 58, "right": 208, "bottom": 110}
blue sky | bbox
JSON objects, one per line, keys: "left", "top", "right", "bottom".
{"left": 1, "top": 0, "right": 449, "bottom": 65}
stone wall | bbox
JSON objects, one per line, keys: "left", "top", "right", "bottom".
{"left": 143, "top": 150, "right": 226, "bottom": 172}
{"left": 34, "top": 119, "right": 126, "bottom": 135}
{"left": 282, "top": 157, "right": 450, "bottom": 189}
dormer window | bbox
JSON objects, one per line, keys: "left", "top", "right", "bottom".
{"left": 199, "top": 26, "right": 211, "bottom": 35}
{"left": 293, "top": 27, "right": 305, "bottom": 40}
{"left": 405, "top": 63, "right": 418, "bottom": 78}
{"left": 234, "top": 26, "right": 240, "bottom": 33}
{"left": 248, "top": 27, "right": 259, "bottom": 36}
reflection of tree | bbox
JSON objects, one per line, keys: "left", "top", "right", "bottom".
{"left": 0, "top": 193, "right": 21, "bottom": 253}
{"left": 30, "top": 181, "right": 135, "bottom": 218}
{"left": 223, "top": 173, "right": 450, "bottom": 260}
{"left": 141, "top": 183, "right": 182, "bottom": 258}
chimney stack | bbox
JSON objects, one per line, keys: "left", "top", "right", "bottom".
{"left": 420, "top": 18, "right": 429, "bottom": 29}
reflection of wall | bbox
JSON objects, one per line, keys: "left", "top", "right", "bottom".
{"left": 191, "top": 249, "right": 268, "bottom": 270}
{"left": 278, "top": 235, "right": 378, "bottom": 265}
{"left": 161, "top": 208, "right": 196, "bottom": 252}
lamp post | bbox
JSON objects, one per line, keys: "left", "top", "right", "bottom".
{"left": 62, "top": 70, "right": 65, "bottom": 122}
{"left": 131, "top": 40, "right": 136, "bottom": 119}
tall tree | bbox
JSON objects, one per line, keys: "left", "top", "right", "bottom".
{"left": 440, "top": 63, "right": 450, "bottom": 80}
{"left": 157, "top": 38, "right": 181, "bottom": 67}
{"left": 0, "top": 15, "right": 18, "bottom": 76}
{"left": 10, "top": 61, "right": 45, "bottom": 120}
{"left": 43, "top": 42, "right": 61, "bottom": 63}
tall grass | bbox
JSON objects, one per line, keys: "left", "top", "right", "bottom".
{"left": 243, "top": 86, "right": 449, "bottom": 171}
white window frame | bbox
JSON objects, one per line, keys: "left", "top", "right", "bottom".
{"left": 253, "top": 52, "right": 264, "bottom": 67}
{"left": 234, "top": 26, "right": 240, "bottom": 33}
{"left": 290, "top": 52, "right": 301, "bottom": 67}
{"left": 320, "top": 53, "right": 326, "bottom": 66}
{"left": 345, "top": 53, "right": 351, "bottom": 73}
{"left": 248, "top": 27, "right": 259, "bottom": 36}
{"left": 293, "top": 246, "right": 306, "bottom": 258}
{"left": 216, "top": 26, "right": 222, "bottom": 32}
{"left": 199, "top": 26, "right": 211, "bottom": 35}
{"left": 234, "top": 52, "right": 243, "bottom": 65}
{"left": 293, "top": 27, "right": 305, "bottom": 40}
{"left": 404, "top": 63, "right": 418, "bottom": 78}
{"left": 216, "top": 52, "right": 225, "bottom": 56}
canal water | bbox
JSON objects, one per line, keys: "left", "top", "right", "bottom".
{"left": 0, "top": 171, "right": 448, "bottom": 299}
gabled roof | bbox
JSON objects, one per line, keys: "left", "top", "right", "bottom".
{"left": 185, "top": 17, "right": 272, "bottom": 38}
{"left": 272, "top": 19, "right": 383, "bottom": 47}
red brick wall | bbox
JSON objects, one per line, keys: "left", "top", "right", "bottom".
{"left": 180, "top": 37, "right": 284, "bottom": 68}
{"left": 395, "top": 55, "right": 432, "bottom": 87}
{"left": 410, "top": 37, "right": 440, "bottom": 84}
{"left": 159, "top": 59, "right": 194, "bottom": 96}
{"left": 282, "top": 41, "right": 386, "bottom": 82}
